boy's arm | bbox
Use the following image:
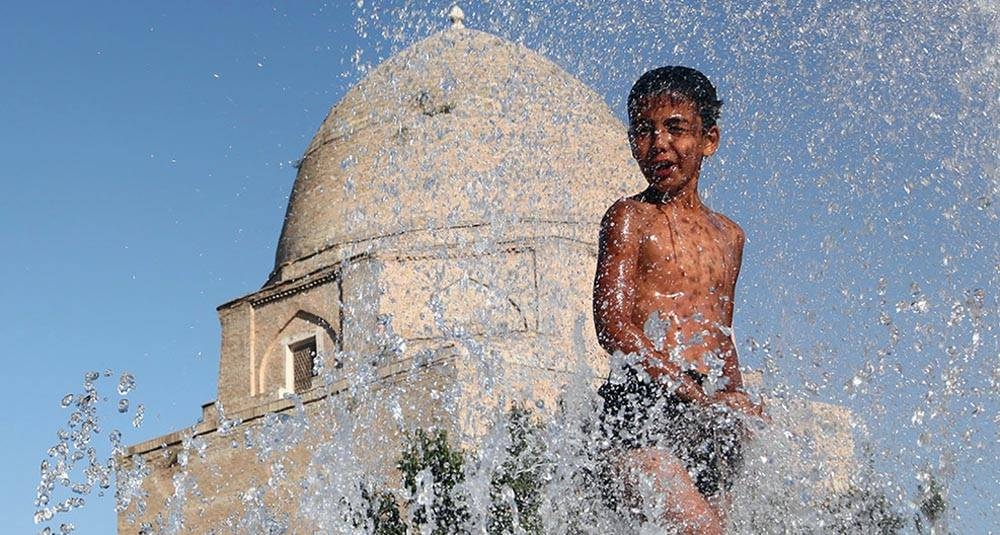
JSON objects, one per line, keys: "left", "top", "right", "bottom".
{"left": 593, "top": 201, "right": 711, "bottom": 405}
{"left": 715, "top": 226, "right": 765, "bottom": 419}
{"left": 721, "top": 227, "right": 746, "bottom": 393}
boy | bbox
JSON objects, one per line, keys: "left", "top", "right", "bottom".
{"left": 594, "top": 66, "right": 764, "bottom": 534}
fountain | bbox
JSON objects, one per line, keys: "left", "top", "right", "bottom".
{"left": 35, "top": 2, "right": 996, "bottom": 533}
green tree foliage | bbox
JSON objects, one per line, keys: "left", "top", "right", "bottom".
{"left": 365, "top": 414, "right": 962, "bottom": 535}
{"left": 819, "top": 484, "right": 906, "bottom": 535}
{"left": 355, "top": 485, "right": 406, "bottom": 535}
{"left": 914, "top": 477, "right": 949, "bottom": 535}
{"left": 397, "top": 428, "right": 470, "bottom": 534}
{"left": 487, "top": 405, "right": 549, "bottom": 535}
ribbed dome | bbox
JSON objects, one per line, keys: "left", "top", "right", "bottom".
{"left": 273, "top": 26, "right": 636, "bottom": 275}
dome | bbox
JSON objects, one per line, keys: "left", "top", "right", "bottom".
{"left": 273, "top": 26, "right": 636, "bottom": 278}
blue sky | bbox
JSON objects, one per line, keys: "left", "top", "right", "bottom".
{"left": 3, "top": 2, "right": 996, "bottom": 533}
{"left": 3, "top": 3, "right": 366, "bottom": 532}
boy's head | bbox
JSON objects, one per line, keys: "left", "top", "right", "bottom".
{"left": 627, "top": 66, "right": 722, "bottom": 130}
{"left": 627, "top": 67, "right": 723, "bottom": 195}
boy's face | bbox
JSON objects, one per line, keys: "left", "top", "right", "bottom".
{"left": 628, "top": 93, "right": 719, "bottom": 196}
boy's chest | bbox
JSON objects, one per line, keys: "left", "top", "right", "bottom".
{"left": 637, "top": 219, "right": 734, "bottom": 288}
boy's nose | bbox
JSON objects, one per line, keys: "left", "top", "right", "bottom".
{"left": 652, "top": 129, "right": 673, "bottom": 149}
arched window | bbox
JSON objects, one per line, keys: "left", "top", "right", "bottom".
{"left": 289, "top": 337, "right": 318, "bottom": 393}
{"left": 255, "top": 310, "right": 339, "bottom": 397}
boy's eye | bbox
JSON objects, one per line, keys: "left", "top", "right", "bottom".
{"left": 666, "top": 124, "right": 692, "bottom": 136}
{"left": 630, "top": 123, "right": 695, "bottom": 138}
{"left": 631, "top": 124, "right": 654, "bottom": 136}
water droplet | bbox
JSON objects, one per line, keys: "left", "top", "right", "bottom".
{"left": 117, "top": 373, "right": 135, "bottom": 396}
{"left": 132, "top": 404, "right": 145, "bottom": 428}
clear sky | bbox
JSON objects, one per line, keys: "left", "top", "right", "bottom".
{"left": 2, "top": 2, "right": 996, "bottom": 534}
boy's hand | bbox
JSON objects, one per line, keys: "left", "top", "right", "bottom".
{"left": 714, "top": 391, "right": 767, "bottom": 421}
{"left": 645, "top": 354, "right": 714, "bottom": 406}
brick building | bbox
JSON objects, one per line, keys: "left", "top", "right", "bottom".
{"left": 120, "top": 13, "right": 854, "bottom": 533}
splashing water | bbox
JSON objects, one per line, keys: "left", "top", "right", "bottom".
{"left": 38, "top": 1, "right": 996, "bottom": 533}
{"left": 36, "top": 371, "right": 146, "bottom": 535}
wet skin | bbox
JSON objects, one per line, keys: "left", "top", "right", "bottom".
{"left": 594, "top": 93, "right": 763, "bottom": 534}
{"left": 595, "top": 94, "right": 759, "bottom": 411}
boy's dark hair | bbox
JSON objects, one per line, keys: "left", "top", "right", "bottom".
{"left": 628, "top": 66, "right": 723, "bottom": 129}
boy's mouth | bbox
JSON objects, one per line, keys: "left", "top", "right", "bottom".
{"left": 649, "top": 161, "right": 677, "bottom": 175}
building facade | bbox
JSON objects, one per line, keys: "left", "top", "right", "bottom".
{"left": 120, "top": 17, "right": 854, "bottom": 534}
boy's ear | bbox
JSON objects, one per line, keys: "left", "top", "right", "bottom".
{"left": 701, "top": 125, "right": 721, "bottom": 157}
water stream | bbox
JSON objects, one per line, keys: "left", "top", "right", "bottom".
{"left": 36, "top": 2, "right": 996, "bottom": 533}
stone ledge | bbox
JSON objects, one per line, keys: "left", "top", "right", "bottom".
{"left": 125, "top": 348, "right": 465, "bottom": 457}
{"left": 272, "top": 222, "right": 599, "bottom": 283}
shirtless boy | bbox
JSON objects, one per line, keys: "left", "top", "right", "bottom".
{"left": 594, "top": 66, "right": 764, "bottom": 534}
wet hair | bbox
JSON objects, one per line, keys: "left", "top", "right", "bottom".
{"left": 628, "top": 66, "right": 723, "bottom": 129}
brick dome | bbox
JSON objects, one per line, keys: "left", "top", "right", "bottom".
{"left": 272, "top": 26, "right": 635, "bottom": 280}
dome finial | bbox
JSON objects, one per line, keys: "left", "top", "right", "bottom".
{"left": 448, "top": 5, "right": 465, "bottom": 29}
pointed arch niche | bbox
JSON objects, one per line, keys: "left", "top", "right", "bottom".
{"left": 254, "top": 310, "right": 339, "bottom": 397}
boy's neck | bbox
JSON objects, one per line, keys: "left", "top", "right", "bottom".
{"left": 643, "top": 185, "right": 703, "bottom": 210}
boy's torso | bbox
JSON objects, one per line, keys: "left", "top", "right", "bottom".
{"left": 626, "top": 199, "right": 742, "bottom": 371}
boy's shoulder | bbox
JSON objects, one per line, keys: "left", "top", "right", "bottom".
{"left": 602, "top": 194, "right": 655, "bottom": 218}
{"left": 604, "top": 195, "right": 648, "bottom": 221}
{"left": 598, "top": 196, "right": 656, "bottom": 243}
{"left": 702, "top": 208, "right": 746, "bottom": 244}
{"left": 599, "top": 195, "right": 657, "bottom": 229}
